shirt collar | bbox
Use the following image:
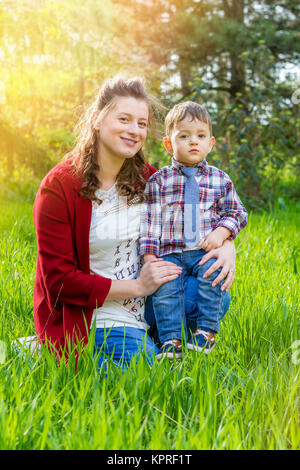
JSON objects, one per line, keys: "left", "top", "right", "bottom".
{"left": 171, "top": 157, "right": 208, "bottom": 175}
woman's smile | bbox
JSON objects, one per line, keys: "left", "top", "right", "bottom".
{"left": 120, "top": 136, "right": 139, "bottom": 147}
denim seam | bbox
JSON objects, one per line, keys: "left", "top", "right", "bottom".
{"left": 159, "top": 269, "right": 185, "bottom": 341}
{"left": 215, "top": 285, "right": 225, "bottom": 333}
{"left": 197, "top": 268, "right": 225, "bottom": 334}
{"left": 199, "top": 286, "right": 224, "bottom": 333}
{"left": 179, "top": 261, "right": 186, "bottom": 340}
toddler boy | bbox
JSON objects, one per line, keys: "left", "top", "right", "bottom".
{"left": 139, "top": 102, "right": 248, "bottom": 359}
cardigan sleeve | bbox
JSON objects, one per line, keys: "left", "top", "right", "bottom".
{"left": 33, "top": 170, "right": 112, "bottom": 310}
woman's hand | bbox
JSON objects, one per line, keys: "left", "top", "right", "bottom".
{"left": 136, "top": 258, "right": 182, "bottom": 297}
{"left": 199, "top": 239, "right": 236, "bottom": 292}
{"left": 106, "top": 258, "right": 182, "bottom": 301}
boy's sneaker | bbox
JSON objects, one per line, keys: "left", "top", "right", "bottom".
{"left": 156, "top": 339, "right": 183, "bottom": 360}
{"left": 187, "top": 329, "right": 216, "bottom": 354}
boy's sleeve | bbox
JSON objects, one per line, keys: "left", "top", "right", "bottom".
{"left": 139, "top": 175, "right": 162, "bottom": 256}
{"left": 216, "top": 175, "right": 248, "bottom": 239}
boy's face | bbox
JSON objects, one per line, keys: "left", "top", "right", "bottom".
{"left": 163, "top": 117, "right": 215, "bottom": 166}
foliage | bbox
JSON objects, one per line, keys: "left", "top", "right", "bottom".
{"left": 0, "top": 0, "right": 300, "bottom": 208}
{"left": 114, "top": 0, "right": 300, "bottom": 208}
{"left": 208, "top": 43, "right": 300, "bottom": 210}
{"left": 0, "top": 0, "right": 145, "bottom": 175}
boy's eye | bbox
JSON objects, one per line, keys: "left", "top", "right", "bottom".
{"left": 139, "top": 122, "right": 147, "bottom": 128}
{"left": 199, "top": 134, "right": 205, "bottom": 138}
{"left": 119, "top": 117, "right": 128, "bottom": 122}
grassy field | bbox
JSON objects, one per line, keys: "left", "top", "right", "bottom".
{"left": 0, "top": 199, "right": 299, "bottom": 450}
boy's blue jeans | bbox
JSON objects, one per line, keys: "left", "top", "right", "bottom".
{"left": 146, "top": 250, "right": 228, "bottom": 345}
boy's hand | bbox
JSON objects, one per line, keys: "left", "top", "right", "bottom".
{"left": 198, "top": 227, "right": 231, "bottom": 252}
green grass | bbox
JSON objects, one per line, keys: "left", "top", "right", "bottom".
{"left": 0, "top": 200, "right": 299, "bottom": 450}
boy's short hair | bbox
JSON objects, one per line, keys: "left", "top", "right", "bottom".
{"left": 165, "top": 101, "right": 212, "bottom": 137}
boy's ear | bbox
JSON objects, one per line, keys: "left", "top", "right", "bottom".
{"left": 163, "top": 137, "right": 173, "bottom": 155}
{"left": 209, "top": 136, "right": 215, "bottom": 152}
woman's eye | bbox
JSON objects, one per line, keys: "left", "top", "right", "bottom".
{"left": 180, "top": 134, "right": 187, "bottom": 138}
{"left": 120, "top": 117, "right": 128, "bottom": 122}
{"left": 199, "top": 134, "right": 205, "bottom": 138}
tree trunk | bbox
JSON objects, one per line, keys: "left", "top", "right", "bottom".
{"left": 224, "top": 0, "right": 247, "bottom": 100}
{"left": 179, "top": 65, "right": 192, "bottom": 98}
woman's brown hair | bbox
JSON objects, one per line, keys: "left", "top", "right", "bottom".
{"left": 65, "top": 75, "right": 160, "bottom": 205}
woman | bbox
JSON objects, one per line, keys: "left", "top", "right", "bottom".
{"left": 33, "top": 76, "right": 235, "bottom": 369}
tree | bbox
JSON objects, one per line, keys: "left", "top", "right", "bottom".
{"left": 113, "top": 0, "right": 300, "bottom": 207}
{"left": 0, "top": 0, "right": 121, "bottom": 175}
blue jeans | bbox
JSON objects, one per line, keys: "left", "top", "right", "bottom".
{"left": 93, "top": 252, "right": 230, "bottom": 370}
{"left": 93, "top": 327, "right": 159, "bottom": 371}
{"left": 146, "top": 250, "right": 229, "bottom": 344}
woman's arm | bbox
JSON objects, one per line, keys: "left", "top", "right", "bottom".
{"left": 106, "top": 258, "right": 182, "bottom": 300}
{"left": 199, "top": 239, "right": 236, "bottom": 292}
{"left": 34, "top": 171, "right": 112, "bottom": 309}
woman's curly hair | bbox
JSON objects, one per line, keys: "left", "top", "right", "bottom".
{"left": 64, "top": 75, "right": 161, "bottom": 205}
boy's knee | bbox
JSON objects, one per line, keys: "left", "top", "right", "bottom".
{"left": 152, "top": 278, "right": 180, "bottom": 298}
{"left": 200, "top": 256, "right": 221, "bottom": 275}
{"left": 198, "top": 256, "right": 222, "bottom": 282}
{"left": 201, "top": 256, "right": 218, "bottom": 269}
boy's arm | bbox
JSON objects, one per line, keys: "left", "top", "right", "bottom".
{"left": 215, "top": 176, "right": 248, "bottom": 240}
{"left": 139, "top": 175, "right": 162, "bottom": 257}
{"left": 199, "top": 226, "right": 231, "bottom": 251}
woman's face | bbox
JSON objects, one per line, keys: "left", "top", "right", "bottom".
{"left": 96, "top": 96, "right": 149, "bottom": 162}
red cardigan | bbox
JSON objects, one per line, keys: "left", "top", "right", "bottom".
{"left": 33, "top": 157, "right": 157, "bottom": 356}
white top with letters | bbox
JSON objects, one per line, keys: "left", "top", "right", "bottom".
{"left": 89, "top": 184, "right": 148, "bottom": 330}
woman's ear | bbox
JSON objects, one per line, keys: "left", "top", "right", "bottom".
{"left": 163, "top": 137, "right": 173, "bottom": 155}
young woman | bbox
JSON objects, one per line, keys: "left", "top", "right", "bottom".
{"left": 33, "top": 76, "right": 236, "bottom": 369}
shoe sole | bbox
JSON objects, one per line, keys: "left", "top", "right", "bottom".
{"left": 187, "top": 343, "right": 215, "bottom": 354}
{"left": 156, "top": 351, "right": 182, "bottom": 360}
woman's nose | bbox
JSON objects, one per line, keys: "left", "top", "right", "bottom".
{"left": 128, "top": 121, "right": 140, "bottom": 135}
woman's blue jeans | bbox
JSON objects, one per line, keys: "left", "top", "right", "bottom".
{"left": 94, "top": 327, "right": 159, "bottom": 371}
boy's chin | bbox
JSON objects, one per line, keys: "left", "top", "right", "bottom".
{"left": 175, "top": 156, "right": 205, "bottom": 166}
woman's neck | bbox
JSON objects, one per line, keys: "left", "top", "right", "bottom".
{"left": 96, "top": 145, "right": 124, "bottom": 190}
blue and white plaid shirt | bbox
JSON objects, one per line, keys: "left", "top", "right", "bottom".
{"left": 139, "top": 158, "right": 248, "bottom": 257}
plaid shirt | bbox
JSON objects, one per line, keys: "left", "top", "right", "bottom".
{"left": 139, "top": 158, "right": 248, "bottom": 257}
